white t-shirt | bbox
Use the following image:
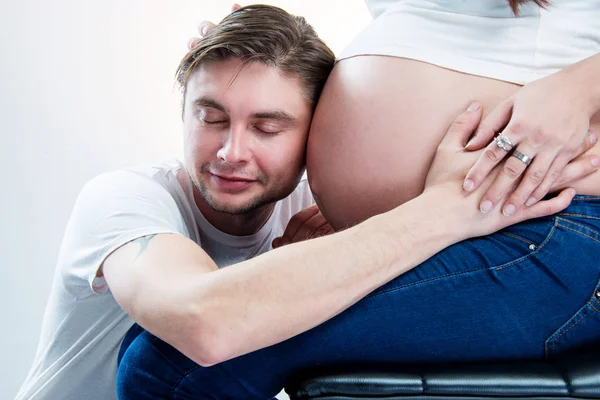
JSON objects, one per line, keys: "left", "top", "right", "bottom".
{"left": 341, "top": 0, "right": 600, "bottom": 85}
{"left": 16, "top": 159, "right": 314, "bottom": 400}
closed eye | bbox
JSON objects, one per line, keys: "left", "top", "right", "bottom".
{"left": 195, "top": 106, "right": 227, "bottom": 125}
{"left": 253, "top": 124, "right": 281, "bottom": 135}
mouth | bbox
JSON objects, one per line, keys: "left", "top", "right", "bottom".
{"left": 211, "top": 173, "right": 255, "bottom": 182}
{"left": 210, "top": 172, "right": 256, "bottom": 190}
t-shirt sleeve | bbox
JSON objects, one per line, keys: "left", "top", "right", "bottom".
{"left": 57, "top": 170, "right": 189, "bottom": 299}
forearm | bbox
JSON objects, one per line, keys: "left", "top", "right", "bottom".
{"left": 195, "top": 188, "right": 467, "bottom": 364}
{"left": 563, "top": 53, "right": 600, "bottom": 116}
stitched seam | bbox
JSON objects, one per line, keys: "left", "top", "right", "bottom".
{"left": 547, "top": 306, "right": 593, "bottom": 357}
{"left": 493, "top": 254, "right": 535, "bottom": 271}
{"left": 172, "top": 365, "right": 201, "bottom": 398}
{"left": 173, "top": 364, "right": 267, "bottom": 399}
{"left": 366, "top": 265, "right": 492, "bottom": 298}
{"left": 558, "top": 213, "right": 600, "bottom": 221}
{"left": 494, "top": 221, "right": 557, "bottom": 272}
{"left": 556, "top": 223, "right": 600, "bottom": 244}
{"left": 369, "top": 222, "right": 556, "bottom": 298}
{"left": 556, "top": 216, "right": 600, "bottom": 236}
{"left": 498, "top": 232, "right": 533, "bottom": 245}
{"left": 572, "top": 196, "right": 600, "bottom": 200}
{"left": 220, "top": 363, "right": 271, "bottom": 399}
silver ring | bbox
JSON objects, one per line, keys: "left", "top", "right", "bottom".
{"left": 495, "top": 134, "right": 514, "bottom": 152}
{"left": 512, "top": 150, "right": 533, "bottom": 165}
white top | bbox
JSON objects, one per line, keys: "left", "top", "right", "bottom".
{"left": 16, "top": 159, "right": 314, "bottom": 400}
{"left": 340, "top": 0, "right": 600, "bottom": 85}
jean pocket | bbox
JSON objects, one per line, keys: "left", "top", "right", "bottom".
{"left": 545, "top": 277, "right": 600, "bottom": 359}
{"left": 497, "top": 216, "right": 556, "bottom": 252}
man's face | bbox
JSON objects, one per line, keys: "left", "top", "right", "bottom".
{"left": 183, "top": 58, "right": 312, "bottom": 215}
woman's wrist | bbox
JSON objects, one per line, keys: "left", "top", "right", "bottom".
{"left": 563, "top": 53, "right": 600, "bottom": 117}
{"left": 412, "top": 185, "right": 479, "bottom": 243}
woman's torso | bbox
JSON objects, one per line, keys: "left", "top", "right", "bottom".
{"left": 307, "top": 0, "right": 600, "bottom": 230}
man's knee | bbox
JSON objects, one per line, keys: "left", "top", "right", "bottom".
{"left": 117, "top": 330, "right": 198, "bottom": 399}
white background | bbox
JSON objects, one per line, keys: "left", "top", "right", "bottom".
{"left": 0, "top": 0, "right": 370, "bottom": 398}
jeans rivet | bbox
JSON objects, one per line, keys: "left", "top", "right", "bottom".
{"left": 528, "top": 244, "right": 536, "bottom": 251}
{"left": 596, "top": 291, "right": 600, "bottom": 298}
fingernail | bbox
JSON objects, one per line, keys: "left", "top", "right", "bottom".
{"left": 503, "top": 204, "right": 516, "bottom": 216}
{"left": 480, "top": 200, "right": 494, "bottom": 213}
{"left": 200, "top": 26, "right": 208, "bottom": 36}
{"left": 590, "top": 133, "right": 598, "bottom": 145}
{"left": 467, "top": 102, "right": 481, "bottom": 112}
{"left": 463, "top": 179, "right": 475, "bottom": 192}
{"left": 526, "top": 196, "right": 537, "bottom": 206}
{"left": 592, "top": 157, "right": 600, "bottom": 167}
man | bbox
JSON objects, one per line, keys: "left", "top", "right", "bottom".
{"left": 15, "top": 5, "right": 335, "bottom": 400}
{"left": 17, "top": 4, "right": 590, "bottom": 400}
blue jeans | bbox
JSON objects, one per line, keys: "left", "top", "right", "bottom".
{"left": 117, "top": 196, "right": 600, "bottom": 400}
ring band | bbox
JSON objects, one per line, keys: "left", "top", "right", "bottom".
{"left": 495, "top": 134, "right": 514, "bottom": 152}
{"left": 512, "top": 150, "right": 533, "bottom": 165}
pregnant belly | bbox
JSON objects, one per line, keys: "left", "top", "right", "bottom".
{"left": 306, "top": 56, "right": 600, "bottom": 230}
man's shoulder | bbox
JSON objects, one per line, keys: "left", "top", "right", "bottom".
{"left": 82, "top": 159, "right": 185, "bottom": 195}
{"left": 91, "top": 159, "right": 184, "bottom": 183}
{"left": 71, "top": 159, "right": 193, "bottom": 228}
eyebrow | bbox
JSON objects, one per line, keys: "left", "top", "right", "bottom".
{"left": 192, "top": 96, "right": 297, "bottom": 123}
{"left": 252, "top": 110, "right": 296, "bottom": 122}
{"left": 193, "top": 97, "right": 226, "bottom": 112}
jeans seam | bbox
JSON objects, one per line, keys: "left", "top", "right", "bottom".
{"left": 173, "top": 363, "right": 267, "bottom": 400}
{"left": 557, "top": 213, "right": 600, "bottom": 221}
{"left": 172, "top": 365, "right": 201, "bottom": 399}
{"left": 366, "top": 265, "right": 491, "bottom": 298}
{"left": 556, "top": 216, "right": 600, "bottom": 232}
{"left": 368, "top": 219, "right": 556, "bottom": 298}
{"left": 555, "top": 221, "right": 600, "bottom": 244}
{"left": 498, "top": 231, "right": 534, "bottom": 246}
{"left": 494, "top": 219, "right": 557, "bottom": 271}
{"left": 572, "top": 196, "right": 600, "bottom": 201}
{"left": 546, "top": 305, "right": 593, "bottom": 358}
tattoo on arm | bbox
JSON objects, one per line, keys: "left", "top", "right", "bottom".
{"left": 133, "top": 234, "right": 157, "bottom": 260}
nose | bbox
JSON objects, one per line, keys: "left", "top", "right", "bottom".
{"left": 216, "top": 126, "right": 251, "bottom": 164}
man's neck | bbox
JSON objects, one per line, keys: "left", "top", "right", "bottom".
{"left": 193, "top": 189, "right": 275, "bottom": 236}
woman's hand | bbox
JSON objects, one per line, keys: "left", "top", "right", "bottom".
{"left": 425, "top": 102, "right": 599, "bottom": 238}
{"left": 188, "top": 4, "right": 241, "bottom": 49}
{"left": 461, "top": 66, "right": 599, "bottom": 217}
{"left": 272, "top": 204, "right": 334, "bottom": 248}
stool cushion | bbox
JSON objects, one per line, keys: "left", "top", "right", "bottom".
{"left": 287, "top": 353, "right": 600, "bottom": 399}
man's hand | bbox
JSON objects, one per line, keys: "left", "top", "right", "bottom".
{"left": 272, "top": 204, "right": 334, "bottom": 248}
{"left": 188, "top": 4, "right": 242, "bottom": 49}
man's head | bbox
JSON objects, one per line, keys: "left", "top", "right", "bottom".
{"left": 177, "top": 5, "right": 335, "bottom": 216}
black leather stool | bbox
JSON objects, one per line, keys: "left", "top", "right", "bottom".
{"left": 286, "top": 352, "right": 600, "bottom": 399}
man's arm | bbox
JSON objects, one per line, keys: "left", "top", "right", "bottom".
{"left": 103, "top": 104, "right": 577, "bottom": 367}
{"left": 103, "top": 194, "right": 470, "bottom": 367}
